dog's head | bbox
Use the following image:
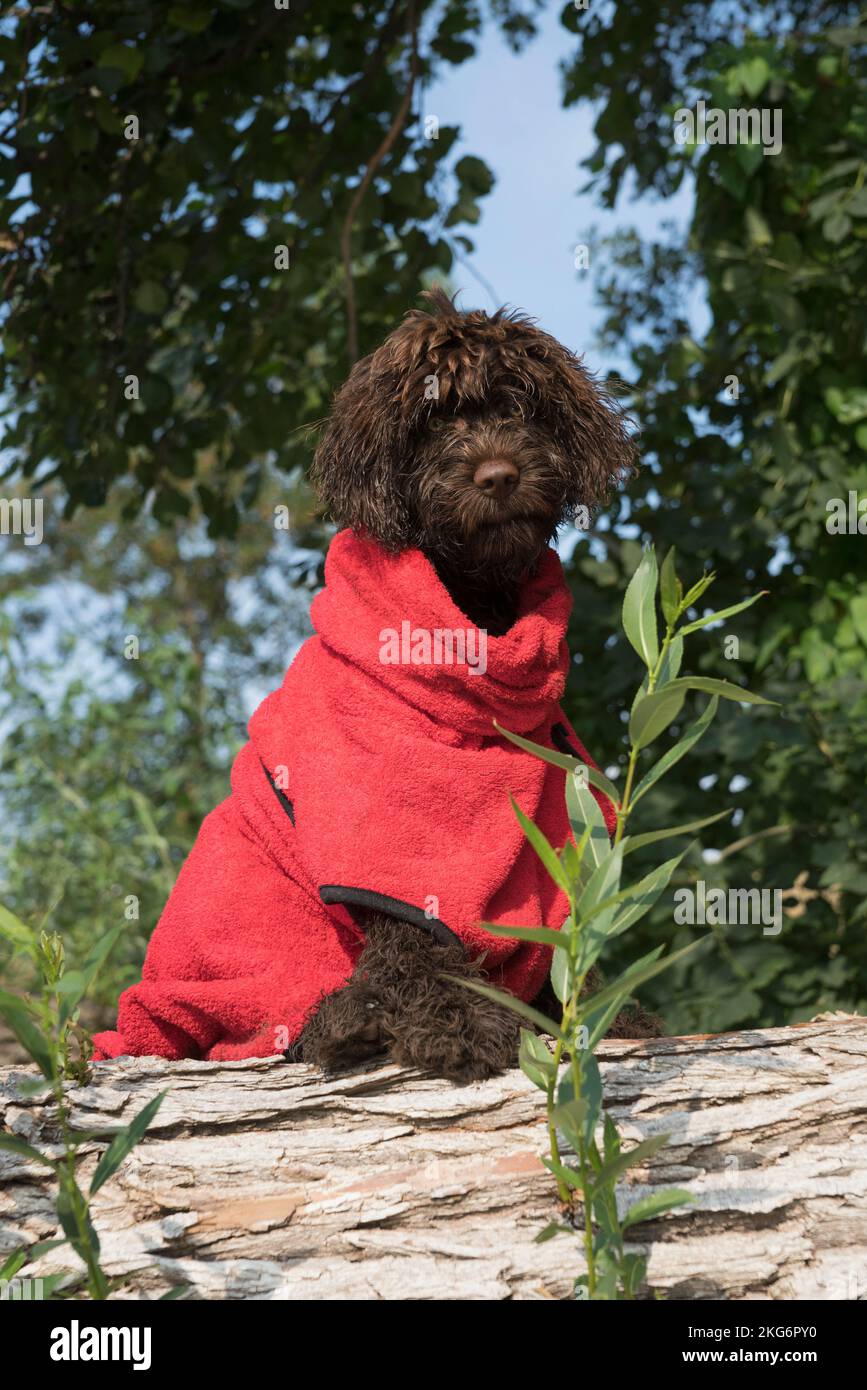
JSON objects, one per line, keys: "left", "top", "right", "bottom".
{"left": 312, "top": 289, "right": 636, "bottom": 584}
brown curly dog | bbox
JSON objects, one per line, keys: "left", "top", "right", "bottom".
{"left": 295, "top": 289, "right": 662, "bottom": 1081}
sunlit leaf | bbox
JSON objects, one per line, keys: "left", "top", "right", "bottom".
{"left": 89, "top": 1091, "right": 168, "bottom": 1195}
{"left": 509, "top": 796, "right": 571, "bottom": 894}
{"left": 622, "top": 546, "right": 659, "bottom": 669}
{"left": 622, "top": 1188, "right": 696, "bottom": 1229}
{"left": 631, "top": 697, "right": 719, "bottom": 805}
{"left": 622, "top": 809, "right": 731, "bottom": 854}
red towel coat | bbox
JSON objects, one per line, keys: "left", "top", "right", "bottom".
{"left": 93, "top": 530, "right": 614, "bottom": 1061}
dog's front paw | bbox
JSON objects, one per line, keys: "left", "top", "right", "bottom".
{"left": 297, "top": 980, "right": 387, "bottom": 1071}
{"left": 384, "top": 972, "right": 522, "bottom": 1082}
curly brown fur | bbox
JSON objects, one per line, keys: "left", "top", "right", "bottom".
{"left": 298, "top": 913, "right": 522, "bottom": 1082}
{"left": 312, "top": 288, "right": 636, "bottom": 632}
{"left": 298, "top": 920, "right": 662, "bottom": 1081}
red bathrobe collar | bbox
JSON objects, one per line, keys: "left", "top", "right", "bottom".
{"left": 304, "top": 529, "right": 572, "bottom": 738}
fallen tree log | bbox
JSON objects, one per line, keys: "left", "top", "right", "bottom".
{"left": 2, "top": 1014, "right": 866, "bottom": 1301}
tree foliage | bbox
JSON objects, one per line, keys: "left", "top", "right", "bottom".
{"left": 558, "top": 1, "right": 867, "bottom": 1030}
{"left": 0, "top": 0, "right": 536, "bottom": 527}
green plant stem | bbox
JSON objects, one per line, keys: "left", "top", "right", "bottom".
{"left": 614, "top": 750, "right": 639, "bottom": 846}
{"left": 547, "top": 1034, "right": 570, "bottom": 1204}
{"left": 614, "top": 619, "right": 677, "bottom": 845}
{"left": 578, "top": 1142, "right": 596, "bottom": 1298}
{"left": 561, "top": 948, "right": 598, "bottom": 1296}
{"left": 568, "top": 1009, "right": 597, "bottom": 1297}
{"left": 50, "top": 1032, "right": 108, "bottom": 1300}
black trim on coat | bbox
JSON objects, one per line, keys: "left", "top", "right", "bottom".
{"left": 261, "top": 760, "right": 295, "bottom": 826}
{"left": 552, "top": 722, "right": 616, "bottom": 842}
{"left": 551, "top": 722, "right": 582, "bottom": 761}
{"left": 318, "top": 885, "right": 462, "bottom": 951}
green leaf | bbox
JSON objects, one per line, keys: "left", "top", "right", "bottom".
{"left": 494, "top": 721, "right": 576, "bottom": 771}
{"left": 851, "top": 595, "right": 867, "bottom": 647}
{"left": 56, "top": 1181, "right": 100, "bottom": 1262}
{"left": 622, "top": 808, "right": 731, "bottom": 854}
{"left": 622, "top": 1188, "right": 696, "bottom": 1229}
{"left": 454, "top": 155, "right": 495, "bottom": 197}
{"left": 15, "top": 1076, "right": 53, "bottom": 1098}
{"left": 659, "top": 547, "right": 680, "bottom": 624}
{"left": 765, "top": 343, "right": 802, "bottom": 387}
{"left": 27, "top": 1238, "right": 68, "bottom": 1260}
{"left": 661, "top": 676, "right": 777, "bottom": 706}
{"left": 657, "top": 635, "right": 684, "bottom": 687}
{"left": 0, "top": 991, "right": 56, "bottom": 1080}
{"left": 551, "top": 1093, "right": 590, "bottom": 1147}
{"left": 622, "top": 546, "right": 660, "bottom": 669}
{"left": 134, "top": 281, "right": 169, "bottom": 316}
{"left": 509, "top": 796, "right": 571, "bottom": 894}
{"left": 573, "top": 854, "right": 681, "bottom": 936}
{"left": 58, "top": 922, "right": 124, "bottom": 1028}
{"left": 96, "top": 44, "right": 145, "bottom": 80}
{"left": 677, "top": 590, "right": 767, "bottom": 636}
{"left": 602, "top": 1113, "right": 621, "bottom": 1165}
{"left": 565, "top": 771, "right": 611, "bottom": 873}
{"left": 0, "top": 902, "right": 37, "bottom": 957}
{"left": 40, "top": 1270, "right": 85, "bottom": 1298}
{"left": 629, "top": 636, "right": 683, "bottom": 724}
{"left": 447, "top": 975, "right": 567, "bottom": 1041}
{"left": 540, "top": 1155, "right": 584, "bottom": 1192}
{"left": 558, "top": 1054, "right": 602, "bottom": 1148}
{"left": 736, "top": 56, "right": 770, "bottom": 97}
{"left": 681, "top": 571, "right": 716, "bottom": 609}
{"left": 629, "top": 683, "right": 687, "bottom": 750}
{"left": 581, "top": 935, "right": 712, "bottom": 1018}
{"left": 824, "top": 386, "right": 867, "bottom": 424}
{"left": 168, "top": 7, "right": 213, "bottom": 32}
{"left": 745, "top": 206, "right": 772, "bottom": 247}
{"left": 575, "top": 845, "right": 626, "bottom": 971}
{"left": 584, "top": 992, "right": 632, "bottom": 1051}
{"left": 593, "top": 1132, "right": 672, "bottom": 1191}
{"left": 551, "top": 943, "right": 570, "bottom": 1003}
{"left": 493, "top": 721, "right": 620, "bottom": 805}
{"left": 534, "top": 1221, "right": 573, "bottom": 1244}
{"left": 89, "top": 1090, "right": 167, "bottom": 1196}
{"left": 578, "top": 842, "right": 624, "bottom": 916}
{"left": 476, "top": 922, "right": 565, "bottom": 948}
{"left": 0, "top": 1249, "right": 26, "bottom": 1281}
{"left": 606, "top": 850, "right": 688, "bottom": 937}
{"left": 564, "top": 821, "right": 592, "bottom": 879}
{"left": 0, "top": 1133, "right": 57, "bottom": 1168}
{"left": 619, "top": 1250, "right": 649, "bottom": 1299}
{"left": 631, "top": 696, "right": 719, "bottom": 805}
{"left": 823, "top": 211, "right": 851, "bottom": 244}
{"left": 560, "top": 835, "right": 590, "bottom": 889}
{"left": 518, "top": 1028, "right": 557, "bottom": 1089}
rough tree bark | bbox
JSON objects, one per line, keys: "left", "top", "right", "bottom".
{"left": 1, "top": 1015, "right": 865, "bottom": 1300}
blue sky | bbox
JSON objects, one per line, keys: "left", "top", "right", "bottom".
{"left": 425, "top": 4, "right": 696, "bottom": 369}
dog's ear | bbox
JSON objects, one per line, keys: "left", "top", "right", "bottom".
{"left": 546, "top": 356, "right": 638, "bottom": 509}
{"left": 311, "top": 351, "right": 416, "bottom": 549}
{"left": 312, "top": 297, "right": 455, "bottom": 547}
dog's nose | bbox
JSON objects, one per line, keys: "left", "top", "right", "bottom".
{"left": 473, "top": 458, "right": 520, "bottom": 501}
